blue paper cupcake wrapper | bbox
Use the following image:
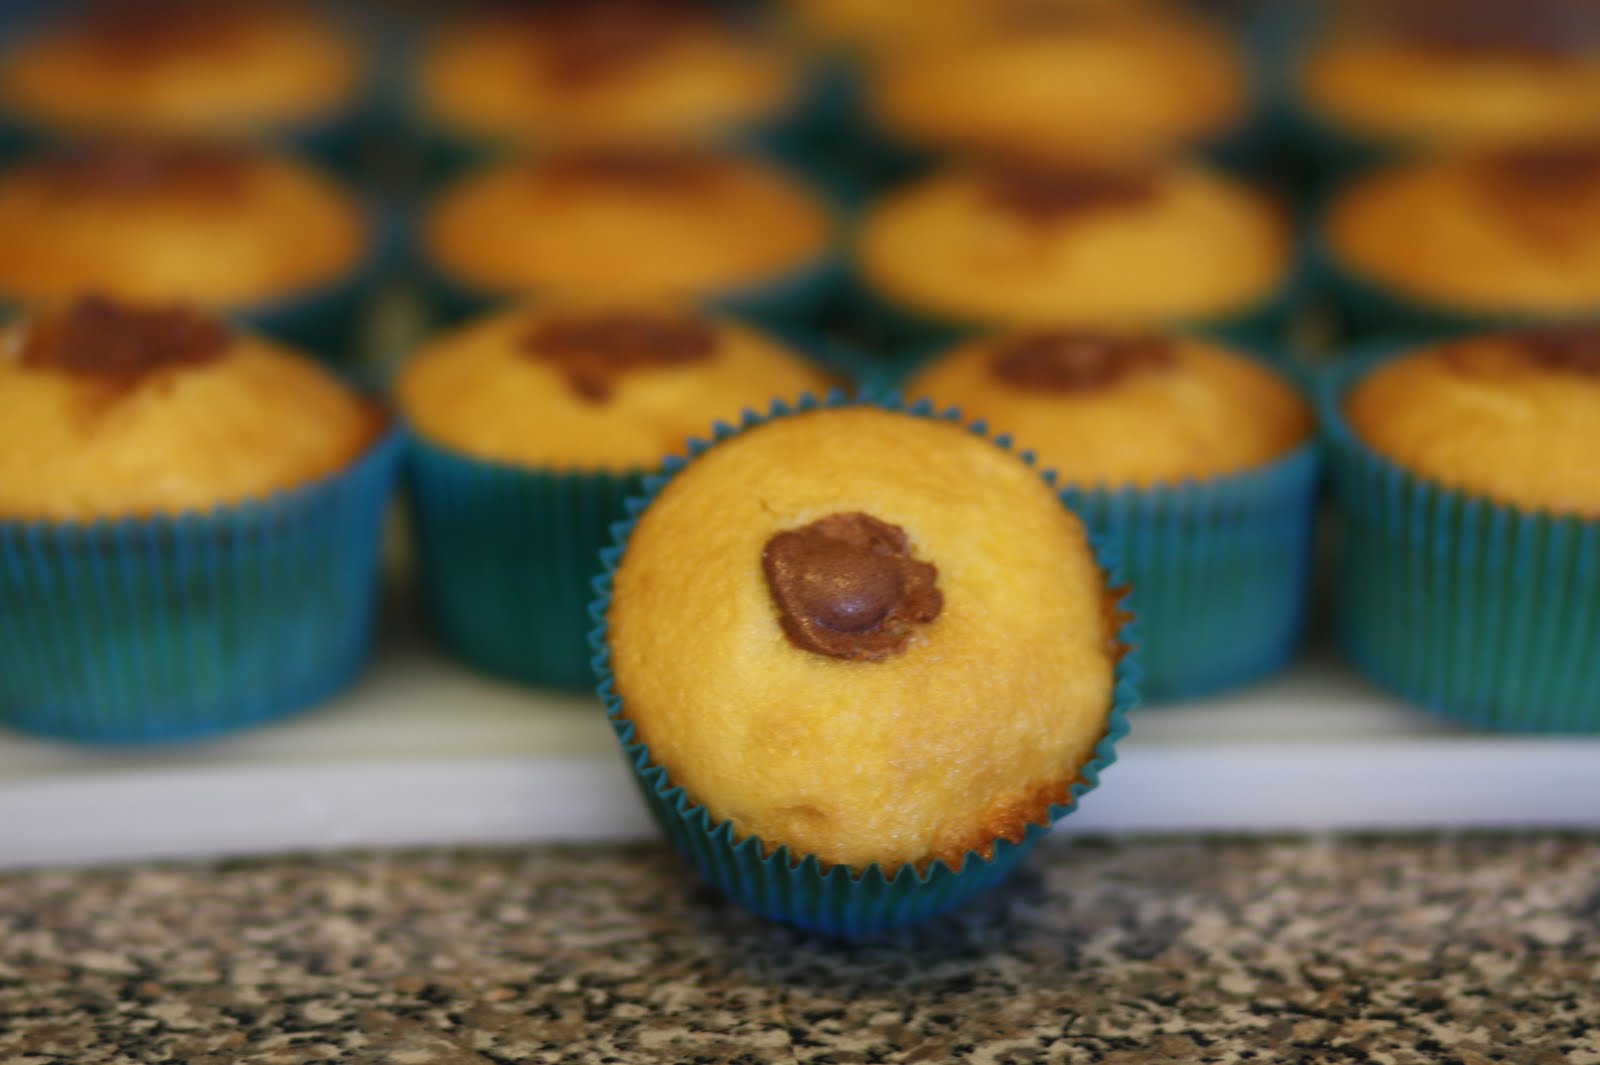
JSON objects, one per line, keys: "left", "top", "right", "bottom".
{"left": 404, "top": 433, "right": 645, "bottom": 691}
{"left": 1318, "top": 345, "right": 1600, "bottom": 732}
{"left": 0, "top": 432, "right": 403, "bottom": 744}
{"left": 588, "top": 392, "right": 1141, "bottom": 939}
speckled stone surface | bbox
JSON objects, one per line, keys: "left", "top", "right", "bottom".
{"left": 2, "top": 834, "right": 1598, "bottom": 1064}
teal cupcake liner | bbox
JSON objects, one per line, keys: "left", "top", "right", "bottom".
{"left": 588, "top": 392, "right": 1140, "bottom": 939}
{"left": 1319, "top": 345, "right": 1600, "bottom": 732}
{"left": 404, "top": 433, "right": 645, "bottom": 691}
{"left": 0, "top": 432, "right": 403, "bottom": 744}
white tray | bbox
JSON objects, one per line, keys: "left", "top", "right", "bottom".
{"left": 3, "top": 588, "right": 1599, "bottom": 871}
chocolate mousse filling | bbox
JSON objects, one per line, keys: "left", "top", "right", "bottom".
{"left": 39, "top": 139, "right": 252, "bottom": 200}
{"left": 762, "top": 512, "right": 942, "bottom": 661}
{"left": 990, "top": 330, "right": 1174, "bottom": 391}
{"left": 19, "top": 294, "right": 229, "bottom": 377}
{"left": 1514, "top": 324, "right": 1600, "bottom": 375}
{"left": 520, "top": 310, "right": 716, "bottom": 401}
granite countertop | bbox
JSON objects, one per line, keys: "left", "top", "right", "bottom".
{"left": 2, "top": 833, "right": 1597, "bottom": 1064}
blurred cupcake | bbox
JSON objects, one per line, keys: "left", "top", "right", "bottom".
{"left": 397, "top": 294, "right": 839, "bottom": 689}
{"left": 1322, "top": 144, "right": 1600, "bottom": 337}
{"left": 0, "top": 1, "right": 369, "bottom": 152}
{"left": 856, "top": 156, "right": 1294, "bottom": 353}
{"left": 864, "top": 0, "right": 1250, "bottom": 167}
{"left": 1322, "top": 326, "right": 1600, "bottom": 731}
{"left": 0, "top": 138, "right": 377, "bottom": 357}
{"left": 422, "top": 146, "right": 838, "bottom": 325}
{"left": 904, "top": 328, "right": 1317, "bottom": 700}
{"left": 417, "top": 0, "right": 805, "bottom": 158}
{"left": 0, "top": 294, "right": 399, "bottom": 742}
{"left": 594, "top": 400, "right": 1136, "bottom": 936}
{"left": 1297, "top": 0, "right": 1600, "bottom": 162}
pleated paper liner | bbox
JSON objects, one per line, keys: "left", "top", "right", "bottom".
{"left": 0, "top": 432, "right": 403, "bottom": 744}
{"left": 588, "top": 393, "right": 1140, "bottom": 939}
{"left": 1319, "top": 346, "right": 1600, "bottom": 732}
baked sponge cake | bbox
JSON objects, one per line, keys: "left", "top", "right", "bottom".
{"left": 1346, "top": 327, "right": 1600, "bottom": 517}
{"left": 859, "top": 157, "right": 1289, "bottom": 330}
{"left": 1300, "top": 0, "right": 1600, "bottom": 149}
{"left": 0, "top": 294, "right": 381, "bottom": 521}
{"left": 1325, "top": 145, "right": 1600, "bottom": 321}
{"left": 419, "top": 0, "right": 800, "bottom": 147}
{"left": 605, "top": 405, "right": 1124, "bottom": 873}
{"left": 903, "top": 329, "right": 1312, "bottom": 488}
{"left": 0, "top": 139, "right": 365, "bottom": 311}
{"left": 0, "top": 1, "right": 363, "bottom": 140}
{"left": 398, "top": 296, "right": 837, "bottom": 472}
{"left": 866, "top": 0, "right": 1247, "bottom": 164}
{"left": 425, "top": 148, "right": 832, "bottom": 304}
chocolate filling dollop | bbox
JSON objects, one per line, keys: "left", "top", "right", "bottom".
{"left": 540, "top": 147, "right": 721, "bottom": 192}
{"left": 1389, "top": 0, "right": 1590, "bottom": 55}
{"left": 991, "top": 330, "right": 1175, "bottom": 391}
{"left": 39, "top": 140, "right": 252, "bottom": 200}
{"left": 762, "top": 512, "right": 942, "bottom": 661}
{"left": 19, "top": 295, "right": 230, "bottom": 377}
{"left": 1515, "top": 324, "right": 1600, "bottom": 375}
{"left": 76, "top": 1, "right": 259, "bottom": 66}
{"left": 1485, "top": 144, "right": 1600, "bottom": 193}
{"left": 982, "top": 161, "right": 1157, "bottom": 222}
{"left": 520, "top": 310, "right": 716, "bottom": 401}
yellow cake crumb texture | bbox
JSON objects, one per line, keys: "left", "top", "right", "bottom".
{"left": 607, "top": 407, "right": 1118, "bottom": 873}
{"left": 1346, "top": 330, "right": 1600, "bottom": 517}
{"left": 859, "top": 159, "right": 1288, "bottom": 327}
{"left": 0, "top": 301, "right": 381, "bottom": 522}
{"left": 426, "top": 150, "right": 831, "bottom": 299}
{"left": 905, "top": 331, "right": 1312, "bottom": 489}
{"left": 398, "top": 296, "right": 837, "bottom": 473}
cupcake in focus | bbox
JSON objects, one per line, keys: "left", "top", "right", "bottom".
{"left": 0, "top": 1, "right": 368, "bottom": 147}
{"left": 0, "top": 138, "right": 375, "bottom": 356}
{"left": 422, "top": 146, "right": 837, "bottom": 325}
{"left": 0, "top": 294, "right": 399, "bottom": 742}
{"left": 864, "top": 0, "right": 1250, "bottom": 167}
{"left": 856, "top": 156, "right": 1293, "bottom": 352}
{"left": 397, "top": 294, "right": 839, "bottom": 688}
{"left": 1322, "top": 144, "right": 1600, "bottom": 337}
{"left": 595, "top": 400, "right": 1135, "bottom": 935}
{"left": 904, "top": 328, "right": 1317, "bottom": 700}
{"left": 1323, "top": 326, "right": 1600, "bottom": 731}
{"left": 417, "top": 0, "right": 804, "bottom": 155}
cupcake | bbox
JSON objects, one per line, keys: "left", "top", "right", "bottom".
{"left": 0, "top": 1, "right": 368, "bottom": 148}
{"left": 417, "top": 0, "right": 804, "bottom": 154}
{"left": 0, "top": 138, "right": 376, "bottom": 356}
{"left": 1322, "top": 144, "right": 1600, "bottom": 337}
{"left": 856, "top": 156, "right": 1294, "bottom": 353}
{"left": 903, "top": 328, "right": 1317, "bottom": 700}
{"left": 1297, "top": 0, "right": 1600, "bottom": 159}
{"left": 422, "top": 146, "right": 837, "bottom": 325}
{"left": 1322, "top": 326, "right": 1600, "bottom": 731}
{"left": 594, "top": 399, "right": 1136, "bottom": 936}
{"left": 397, "top": 295, "right": 839, "bottom": 689}
{"left": 0, "top": 294, "right": 399, "bottom": 742}
{"left": 864, "top": 0, "right": 1250, "bottom": 167}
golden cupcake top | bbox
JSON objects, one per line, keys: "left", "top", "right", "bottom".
{"left": 1346, "top": 326, "right": 1600, "bottom": 517}
{"left": 607, "top": 406, "right": 1120, "bottom": 872}
{"left": 1301, "top": 0, "right": 1600, "bottom": 147}
{"left": 1326, "top": 144, "right": 1600, "bottom": 314}
{"left": 905, "top": 329, "right": 1312, "bottom": 488}
{"left": 866, "top": 0, "right": 1246, "bottom": 164}
{"left": 425, "top": 147, "right": 832, "bottom": 298}
{"left": 419, "top": 0, "right": 801, "bottom": 145}
{"left": 0, "top": 139, "right": 365, "bottom": 308}
{"left": 859, "top": 157, "right": 1289, "bottom": 327}
{"left": 0, "top": 295, "right": 382, "bottom": 522}
{"left": 0, "top": 0, "right": 363, "bottom": 138}
{"left": 397, "top": 295, "right": 836, "bottom": 472}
